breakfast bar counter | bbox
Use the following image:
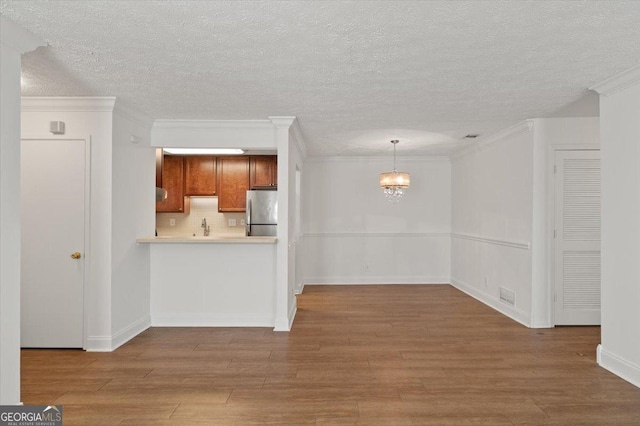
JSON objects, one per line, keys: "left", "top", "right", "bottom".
{"left": 138, "top": 235, "right": 277, "bottom": 327}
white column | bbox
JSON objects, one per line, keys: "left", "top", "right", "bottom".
{"left": 270, "top": 117, "right": 294, "bottom": 331}
{"left": 0, "top": 16, "right": 45, "bottom": 404}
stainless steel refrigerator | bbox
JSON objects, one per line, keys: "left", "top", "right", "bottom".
{"left": 246, "top": 190, "right": 277, "bottom": 236}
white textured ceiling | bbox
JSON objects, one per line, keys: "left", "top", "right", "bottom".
{"left": 2, "top": 1, "right": 639, "bottom": 156}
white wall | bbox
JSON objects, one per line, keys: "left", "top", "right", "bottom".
{"left": 302, "top": 156, "right": 451, "bottom": 284}
{"left": 593, "top": 66, "right": 640, "bottom": 388}
{"left": 0, "top": 16, "right": 44, "bottom": 405}
{"left": 110, "top": 105, "right": 154, "bottom": 348}
{"left": 451, "top": 123, "right": 534, "bottom": 325}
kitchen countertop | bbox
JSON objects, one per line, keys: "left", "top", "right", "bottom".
{"left": 137, "top": 235, "right": 277, "bottom": 244}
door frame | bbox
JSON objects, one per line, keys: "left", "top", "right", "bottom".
{"left": 546, "top": 144, "right": 600, "bottom": 326}
{"left": 21, "top": 134, "right": 92, "bottom": 349}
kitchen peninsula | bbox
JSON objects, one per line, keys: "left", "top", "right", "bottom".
{"left": 137, "top": 235, "right": 276, "bottom": 326}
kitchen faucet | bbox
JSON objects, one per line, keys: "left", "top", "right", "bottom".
{"left": 201, "top": 217, "right": 210, "bottom": 236}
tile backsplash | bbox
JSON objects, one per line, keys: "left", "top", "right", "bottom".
{"left": 156, "top": 197, "right": 245, "bottom": 237}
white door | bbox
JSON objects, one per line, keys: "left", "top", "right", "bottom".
{"left": 21, "top": 138, "right": 86, "bottom": 347}
{"left": 554, "top": 150, "right": 601, "bottom": 325}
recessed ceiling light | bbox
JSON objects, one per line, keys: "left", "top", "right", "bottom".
{"left": 163, "top": 148, "right": 245, "bottom": 155}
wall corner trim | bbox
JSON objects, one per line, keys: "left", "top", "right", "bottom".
{"left": 598, "top": 345, "right": 640, "bottom": 389}
{"left": 590, "top": 64, "right": 640, "bottom": 97}
{"left": 450, "top": 120, "right": 534, "bottom": 160}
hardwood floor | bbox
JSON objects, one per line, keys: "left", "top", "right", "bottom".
{"left": 21, "top": 285, "right": 640, "bottom": 425}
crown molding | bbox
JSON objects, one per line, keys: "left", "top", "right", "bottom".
{"left": 153, "top": 119, "right": 273, "bottom": 130}
{"left": 450, "top": 120, "right": 534, "bottom": 160}
{"left": 21, "top": 96, "right": 116, "bottom": 112}
{"left": 113, "top": 99, "right": 154, "bottom": 130}
{"left": 305, "top": 155, "right": 450, "bottom": 163}
{"left": 590, "top": 64, "right": 640, "bottom": 97}
{"left": 268, "top": 116, "right": 296, "bottom": 128}
{"left": 0, "top": 16, "right": 45, "bottom": 53}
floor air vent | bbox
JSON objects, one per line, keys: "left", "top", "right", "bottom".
{"left": 499, "top": 287, "right": 516, "bottom": 306}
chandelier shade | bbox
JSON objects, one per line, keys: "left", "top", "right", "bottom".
{"left": 379, "top": 171, "right": 410, "bottom": 189}
{"left": 379, "top": 140, "right": 410, "bottom": 202}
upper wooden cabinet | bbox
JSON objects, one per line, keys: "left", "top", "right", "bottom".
{"left": 156, "top": 154, "right": 190, "bottom": 213}
{"left": 217, "top": 156, "right": 250, "bottom": 212}
{"left": 250, "top": 155, "right": 277, "bottom": 189}
{"left": 155, "top": 148, "right": 163, "bottom": 188}
{"left": 185, "top": 156, "right": 216, "bottom": 196}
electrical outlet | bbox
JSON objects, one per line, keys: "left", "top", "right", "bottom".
{"left": 169, "top": 218, "right": 176, "bottom": 226}
{"left": 228, "top": 218, "right": 237, "bottom": 227}
{"left": 240, "top": 219, "right": 245, "bottom": 226}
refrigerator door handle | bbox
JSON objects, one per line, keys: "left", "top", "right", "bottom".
{"left": 246, "top": 199, "right": 252, "bottom": 236}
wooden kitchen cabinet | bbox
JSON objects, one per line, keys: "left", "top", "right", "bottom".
{"left": 217, "top": 156, "right": 250, "bottom": 212}
{"left": 185, "top": 156, "right": 216, "bottom": 196}
{"left": 156, "top": 154, "right": 190, "bottom": 213}
{"left": 249, "top": 155, "right": 277, "bottom": 189}
{"left": 155, "top": 148, "right": 163, "bottom": 188}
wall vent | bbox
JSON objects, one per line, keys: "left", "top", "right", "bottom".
{"left": 499, "top": 287, "right": 516, "bottom": 306}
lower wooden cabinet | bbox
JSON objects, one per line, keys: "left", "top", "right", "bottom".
{"left": 217, "top": 156, "right": 250, "bottom": 212}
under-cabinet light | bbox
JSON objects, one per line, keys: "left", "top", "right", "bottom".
{"left": 163, "top": 148, "right": 245, "bottom": 155}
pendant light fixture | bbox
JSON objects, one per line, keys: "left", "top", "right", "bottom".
{"left": 379, "top": 140, "right": 410, "bottom": 202}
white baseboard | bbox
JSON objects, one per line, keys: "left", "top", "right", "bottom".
{"left": 85, "top": 335, "right": 112, "bottom": 352}
{"left": 111, "top": 315, "right": 151, "bottom": 351}
{"left": 302, "top": 276, "right": 450, "bottom": 285}
{"left": 86, "top": 315, "right": 151, "bottom": 352}
{"left": 531, "top": 319, "right": 553, "bottom": 329}
{"left": 287, "top": 298, "right": 297, "bottom": 329}
{"left": 450, "top": 277, "right": 531, "bottom": 327}
{"left": 294, "top": 282, "right": 305, "bottom": 295}
{"left": 273, "top": 298, "right": 297, "bottom": 332}
{"left": 598, "top": 344, "right": 640, "bottom": 389}
{"left": 151, "top": 313, "right": 274, "bottom": 327}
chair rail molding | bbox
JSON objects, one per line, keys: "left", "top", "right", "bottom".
{"left": 451, "top": 232, "right": 531, "bottom": 250}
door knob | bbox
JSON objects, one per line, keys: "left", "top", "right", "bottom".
{"left": 70, "top": 252, "right": 82, "bottom": 259}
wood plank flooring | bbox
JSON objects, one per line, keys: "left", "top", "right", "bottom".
{"left": 21, "top": 285, "right": 640, "bottom": 425}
